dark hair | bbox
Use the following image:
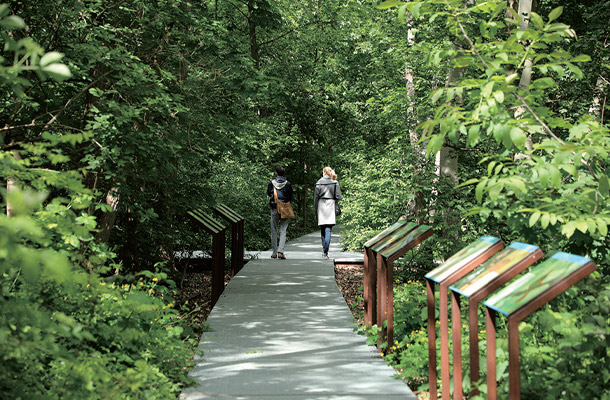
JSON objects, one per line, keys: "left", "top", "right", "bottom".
{"left": 275, "top": 166, "right": 285, "bottom": 176}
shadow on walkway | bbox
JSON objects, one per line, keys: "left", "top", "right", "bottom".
{"left": 180, "top": 228, "right": 417, "bottom": 400}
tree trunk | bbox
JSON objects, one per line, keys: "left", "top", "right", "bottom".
{"left": 96, "top": 187, "right": 120, "bottom": 243}
{"left": 589, "top": 75, "right": 608, "bottom": 123}
{"left": 514, "top": 0, "right": 535, "bottom": 157}
{"left": 405, "top": 16, "right": 428, "bottom": 223}
{"left": 247, "top": 0, "right": 260, "bottom": 70}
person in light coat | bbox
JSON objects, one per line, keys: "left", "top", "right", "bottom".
{"left": 314, "top": 167, "right": 342, "bottom": 260}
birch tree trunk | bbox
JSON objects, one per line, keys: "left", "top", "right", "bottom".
{"left": 589, "top": 75, "right": 608, "bottom": 123}
{"left": 514, "top": 0, "right": 535, "bottom": 157}
{"left": 405, "top": 16, "right": 428, "bottom": 223}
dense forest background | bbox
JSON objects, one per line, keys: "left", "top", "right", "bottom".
{"left": 1, "top": 0, "right": 608, "bottom": 398}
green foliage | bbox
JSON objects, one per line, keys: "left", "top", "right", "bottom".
{"left": 0, "top": 7, "right": 199, "bottom": 398}
{"left": 382, "top": 280, "right": 431, "bottom": 391}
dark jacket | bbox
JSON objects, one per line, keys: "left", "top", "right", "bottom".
{"left": 268, "top": 176, "right": 293, "bottom": 209}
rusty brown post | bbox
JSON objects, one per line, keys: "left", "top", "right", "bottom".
{"left": 212, "top": 204, "right": 244, "bottom": 277}
{"left": 363, "top": 220, "right": 408, "bottom": 327}
{"left": 364, "top": 247, "right": 377, "bottom": 327}
{"left": 377, "top": 251, "right": 389, "bottom": 346}
{"left": 211, "top": 230, "right": 225, "bottom": 305}
{"left": 439, "top": 282, "right": 451, "bottom": 400}
{"left": 484, "top": 253, "right": 597, "bottom": 400}
{"left": 377, "top": 224, "right": 434, "bottom": 348}
{"left": 451, "top": 291, "right": 463, "bottom": 400}
{"left": 424, "top": 237, "right": 504, "bottom": 400}
{"left": 507, "top": 318, "right": 520, "bottom": 400}
{"left": 486, "top": 307, "right": 498, "bottom": 400}
{"left": 187, "top": 209, "right": 227, "bottom": 307}
{"left": 449, "top": 243, "right": 543, "bottom": 399}
{"left": 427, "top": 279, "right": 438, "bottom": 400}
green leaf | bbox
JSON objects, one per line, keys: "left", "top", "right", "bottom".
{"left": 493, "top": 90, "right": 504, "bottom": 104}
{"left": 41, "top": 63, "right": 72, "bottom": 81}
{"left": 481, "top": 81, "right": 494, "bottom": 98}
{"left": 548, "top": 7, "right": 563, "bottom": 22}
{"left": 540, "top": 213, "right": 550, "bottom": 229}
{"left": 398, "top": 4, "right": 407, "bottom": 22}
{"left": 549, "top": 166, "right": 562, "bottom": 187}
{"left": 487, "top": 161, "right": 496, "bottom": 176}
{"left": 529, "top": 211, "right": 541, "bottom": 227}
{"left": 431, "top": 89, "right": 443, "bottom": 104}
{"left": 488, "top": 183, "right": 503, "bottom": 201}
{"left": 505, "top": 73, "right": 518, "bottom": 84}
{"left": 467, "top": 125, "right": 480, "bottom": 147}
{"left": 376, "top": 0, "right": 403, "bottom": 9}
{"left": 510, "top": 127, "right": 527, "bottom": 150}
{"left": 409, "top": 2, "right": 423, "bottom": 19}
{"left": 562, "top": 222, "right": 576, "bottom": 238}
{"left": 529, "top": 12, "right": 544, "bottom": 30}
{"left": 0, "top": 4, "right": 10, "bottom": 18}
{"left": 571, "top": 54, "right": 591, "bottom": 63}
{"left": 0, "top": 15, "right": 25, "bottom": 29}
{"left": 40, "top": 51, "right": 64, "bottom": 67}
{"left": 566, "top": 63, "right": 583, "bottom": 79}
{"left": 533, "top": 77, "right": 555, "bottom": 89}
{"left": 475, "top": 180, "right": 486, "bottom": 203}
{"left": 575, "top": 221, "right": 588, "bottom": 234}
{"left": 426, "top": 134, "right": 445, "bottom": 157}
{"left": 597, "top": 220, "right": 608, "bottom": 236}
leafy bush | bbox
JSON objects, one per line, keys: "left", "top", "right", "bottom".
{"left": 0, "top": 7, "right": 199, "bottom": 398}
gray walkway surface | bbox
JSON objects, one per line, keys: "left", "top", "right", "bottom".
{"left": 181, "top": 228, "right": 417, "bottom": 400}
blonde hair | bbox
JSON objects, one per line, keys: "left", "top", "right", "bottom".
{"left": 323, "top": 166, "right": 337, "bottom": 180}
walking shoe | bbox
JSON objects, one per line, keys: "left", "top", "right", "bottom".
{"left": 323, "top": 253, "right": 329, "bottom": 260}
{"left": 271, "top": 254, "right": 277, "bottom": 259}
{"left": 278, "top": 252, "right": 286, "bottom": 259}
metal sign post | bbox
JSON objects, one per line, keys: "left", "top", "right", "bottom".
{"left": 448, "top": 242, "right": 544, "bottom": 399}
{"left": 484, "top": 252, "right": 597, "bottom": 400}
{"left": 424, "top": 237, "right": 504, "bottom": 400}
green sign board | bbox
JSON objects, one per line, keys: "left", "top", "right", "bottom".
{"left": 371, "top": 222, "right": 417, "bottom": 253}
{"left": 425, "top": 236, "right": 501, "bottom": 283}
{"left": 450, "top": 242, "right": 539, "bottom": 298}
{"left": 484, "top": 252, "right": 593, "bottom": 316}
{"left": 381, "top": 224, "right": 432, "bottom": 259}
{"left": 364, "top": 220, "right": 407, "bottom": 248}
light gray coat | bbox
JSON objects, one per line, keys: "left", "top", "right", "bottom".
{"left": 314, "top": 176, "right": 342, "bottom": 226}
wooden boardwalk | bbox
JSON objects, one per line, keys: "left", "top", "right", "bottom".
{"left": 181, "top": 229, "right": 417, "bottom": 400}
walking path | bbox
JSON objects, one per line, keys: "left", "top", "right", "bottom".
{"left": 181, "top": 228, "right": 417, "bottom": 400}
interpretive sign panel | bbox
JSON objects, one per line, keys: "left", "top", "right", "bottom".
{"left": 450, "top": 242, "right": 541, "bottom": 298}
{"left": 371, "top": 222, "right": 417, "bottom": 253}
{"left": 364, "top": 220, "right": 407, "bottom": 248}
{"left": 485, "top": 252, "right": 594, "bottom": 316}
{"left": 448, "top": 242, "right": 543, "bottom": 399}
{"left": 425, "top": 236, "right": 501, "bottom": 283}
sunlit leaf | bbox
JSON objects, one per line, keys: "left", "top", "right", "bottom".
{"left": 529, "top": 211, "right": 541, "bottom": 227}
{"left": 548, "top": 6, "right": 563, "bottom": 22}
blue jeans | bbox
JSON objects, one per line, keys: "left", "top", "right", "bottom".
{"left": 320, "top": 225, "right": 333, "bottom": 255}
{"left": 270, "top": 209, "right": 289, "bottom": 254}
